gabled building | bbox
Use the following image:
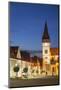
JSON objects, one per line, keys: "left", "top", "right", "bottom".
{"left": 10, "top": 46, "right": 21, "bottom": 78}
{"left": 10, "top": 46, "right": 42, "bottom": 78}
{"left": 30, "top": 56, "right": 42, "bottom": 77}
{"left": 50, "top": 48, "right": 59, "bottom": 75}
{"left": 20, "top": 50, "right": 31, "bottom": 78}
{"left": 10, "top": 46, "right": 32, "bottom": 78}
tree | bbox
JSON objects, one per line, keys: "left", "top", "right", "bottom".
{"left": 36, "top": 70, "right": 39, "bottom": 74}
{"left": 23, "top": 67, "right": 28, "bottom": 73}
{"left": 13, "top": 65, "right": 19, "bottom": 78}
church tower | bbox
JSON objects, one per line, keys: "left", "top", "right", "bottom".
{"left": 42, "top": 22, "right": 51, "bottom": 73}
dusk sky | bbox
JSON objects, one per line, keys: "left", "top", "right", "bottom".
{"left": 9, "top": 2, "right": 59, "bottom": 50}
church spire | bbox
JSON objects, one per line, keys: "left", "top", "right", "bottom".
{"left": 42, "top": 22, "right": 50, "bottom": 42}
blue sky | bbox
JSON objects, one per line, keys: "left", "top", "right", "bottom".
{"left": 9, "top": 2, "right": 59, "bottom": 50}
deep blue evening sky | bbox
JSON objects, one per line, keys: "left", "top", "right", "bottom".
{"left": 10, "top": 2, "right": 59, "bottom": 50}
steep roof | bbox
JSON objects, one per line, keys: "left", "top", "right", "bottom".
{"left": 31, "top": 56, "right": 38, "bottom": 63}
{"left": 30, "top": 56, "right": 43, "bottom": 66}
{"left": 10, "top": 46, "right": 30, "bottom": 61}
{"left": 10, "top": 46, "right": 19, "bottom": 59}
{"left": 42, "top": 22, "right": 50, "bottom": 42}
{"left": 50, "top": 48, "right": 59, "bottom": 55}
{"left": 20, "top": 50, "right": 30, "bottom": 62}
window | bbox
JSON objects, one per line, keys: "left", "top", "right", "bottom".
{"left": 45, "top": 57, "right": 48, "bottom": 59}
{"left": 45, "top": 50, "right": 48, "bottom": 54}
{"left": 46, "top": 64, "right": 50, "bottom": 71}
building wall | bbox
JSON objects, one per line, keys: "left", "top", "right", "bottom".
{"left": 10, "top": 58, "right": 21, "bottom": 78}
{"left": 50, "top": 55, "right": 59, "bottom": 76}
{"left": 10, "top": 58, "right": 32, "bottom": 78}
{"left": 10, "top": 47, "right": 59, "bottom": 78}
{"left": 21, "top": 60, "right": 31, "bottom": 78}
{"left": 42, "top": 42, "right": 51, "bottom": 72}
{"left": 10, "top": 58, "right": 17, "bottom": 78}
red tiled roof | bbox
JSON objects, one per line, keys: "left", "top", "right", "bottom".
{"left": 50, "top": 48, "right": 59, "bottom": 55}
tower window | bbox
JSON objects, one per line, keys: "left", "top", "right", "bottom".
{"left": 45, "top": 50, "right": 48, "bottom": 54}
{"left": 45, "top": 57, "right": 48, "bottom": 59}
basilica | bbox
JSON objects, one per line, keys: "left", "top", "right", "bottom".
{"left": 10, "top": 22, "right": 59, "bottom": 79}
